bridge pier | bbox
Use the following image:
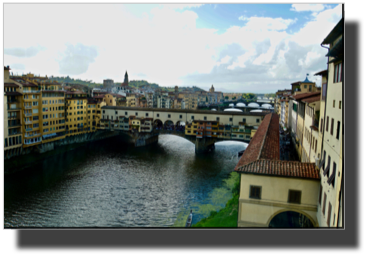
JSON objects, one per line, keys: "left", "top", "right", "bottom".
{"left": 195, "top": 137, "right": 216, "bottom": 154}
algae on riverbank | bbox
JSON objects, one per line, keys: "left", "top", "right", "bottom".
{"left": 192, "top": 172, "right": 240, "bottom": 228}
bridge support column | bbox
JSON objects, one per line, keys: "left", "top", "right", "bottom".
{"left": 195, "top": 137, "right": 216, "bottom": 154}
{"left": 132, "top": 132, "right": 159, "bottom": 147}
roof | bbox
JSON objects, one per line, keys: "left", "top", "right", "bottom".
{"left": 235, "top": 113, "right": 279, "bottom": 171}
{"left": 301, "top": 95, "right": 321, "bottom": 104}
{"left": 326, "top": 36, "right": 343, "bottom": 58}
{"left": 5, "top": 92, "right": 22, "bottom": 96}
{"left": 236, "top": 160, "right": 320, "bottom": 180}
{"left": 4, "top": 83, "right": 20, "bottom": 88}
{"left": 302, "top": 76, "right": 313, "bottom": 83}
{"left": 322, "top": 18, "right": 344, "bottom": 45}
{"left": 291, "top": 81, "right": 301, "bottom": 85}
{"left": 292, "top": 91, "right": 320, "bottom": 101}
{"left": 314, "top": 70, "right": 328, "bottom": 76}
{"left": 234, "top": 112, "right": 319, "bottom": 180}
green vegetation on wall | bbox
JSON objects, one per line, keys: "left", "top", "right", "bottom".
{"left": 193, "top": 172, "right": 240, "bottom": 228}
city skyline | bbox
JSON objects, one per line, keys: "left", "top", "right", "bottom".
{"left": 4, "top": 3, "right": 342, "bottom": 93}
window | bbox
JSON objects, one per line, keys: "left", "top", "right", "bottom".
{"left": 315, "top": 139, "right": 317, "bottom": 153}
{"left": 179, "top": 115, "right": 182, "bottom": 119}
{"left": 334, "top": 62, "right": 342, "bottom": 83}
{"left": 103, "top": 110, "right": 105, "bottom": 114}
{"left": 328, "top": 162, "right": 337, "bottom": 187}
{"left": 326, "top": 116, "right": 329, "bottom": 131}
{"left": 243, "top": 118, "right": 246, "bottom": 123}
{"left": 330, "top": 118, "right": 334, "bottom": 135}
{"left": 249, "top": 186, "right": 261, "bottom": 199}
{"left": 229, "top": 118, "right": 232, "bottom": 122}
{"left": 216, "top": 117, "right": 220, "bottom": 121}
{"left": 115, "top": 111, "right": 118, "bottom": 114}
{"left": 320, "top": 118, "right": 323, "bottom": 132}
{"left": 336, "top": 121, "right": 340, "bottom": 139}
{"left": 288, "top": 190, "right": 301, "bottom": 204}
{"left": 327, "top": 202, "right": 332, "bottom": 226}
{"left": 204, "top": 116, "right": 207, "bottom": 120}
{"left": 309, "top": 85, "right": 312, "bottom": 91}
{"left": 146, "top": 113, "right": 149, "bottom": 117}
{"left": 333, "top": 100, "right": 335, "bottom": 108}
{"left": 125, "top": 112, "right": 128, "bottom": 115}
{"left": 304, "top": 85, "right": 307, "bottom": 88}
{"left": 191, "top": 116, "right": 194, "bottom": 120}
{"left": 168, "top": 114, "right": 171, "bottom": 118}
{"left": 157, "top": 114, "right": 160, "bottom": 117}
{"left": 256, "top": 119, "right": 260, "bottom": 123}
{"left": 339, "top": 101, "right": 342, "bottom": 109}
{"left": 322, "top": 193, "right": 327, "bottom": 214}
{"left": 136, "top": 112, "right": 138, "bottom": 116}
{"left": 324, "top": 155, "right": 331, "bottom": 177}
{"left": 319, "top": 185, "right": 323, "bottom": 205}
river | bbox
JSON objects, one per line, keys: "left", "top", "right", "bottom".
{"left": 4, "top": 135, "right": 247, "bottom": 227}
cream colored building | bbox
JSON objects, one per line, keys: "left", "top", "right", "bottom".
{"left": 301, "top": 94, "right": 321, "bottom": 163}
{"left": 316, "top": 18, "right": 343, "bottom": 228}
{"left": 235, "top": 113, "right": 320, "bottom": 227}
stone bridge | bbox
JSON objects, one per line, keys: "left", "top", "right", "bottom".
{"left": 101, "top": 107, "right": 266, "bottom": 153}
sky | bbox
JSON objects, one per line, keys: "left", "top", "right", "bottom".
{"left": 4, "top": 3, "right": 342, "bottom": 93}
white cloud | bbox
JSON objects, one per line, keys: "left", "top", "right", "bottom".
{"left": 290, "top": 4, "right": 326, "bottom": 12}
{"left": 3, "top": 3, "right": 342, "bottom": 92}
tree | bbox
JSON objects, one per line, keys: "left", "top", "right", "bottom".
{"left": 232, "top": 96, "right": 236, "bottom": 100}
{"left": 225, "top": 96, "right": 229, "bottom": 100}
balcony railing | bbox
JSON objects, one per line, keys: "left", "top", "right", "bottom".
{"left": 23, "top": 90, "right": 40, "bottom": 93}
{"left": 8, "top": 122, "right": 21, "bottom": 128}
{"left": 8, "top": 106, "right": 21, "bottom": 111}
{"left": 8, "top": 131, "right": 21, "bottom": 136}
{"left": 25, "top": 133, "right": 41, "bottom": 138}
{"left": 24, "top": 113, "right": 32, "bottom": 116}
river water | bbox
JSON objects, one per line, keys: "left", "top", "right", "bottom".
{"left": 4, "top": 135, "right": 247, "bottom": 227}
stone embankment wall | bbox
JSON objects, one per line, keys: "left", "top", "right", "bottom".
{"left": 4, "top": 130, "right": 119, "bottom": 174}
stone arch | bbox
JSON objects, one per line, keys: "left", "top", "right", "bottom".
{"left": 266, "top": 209, "right": 318, "bottom": 228}
{"left": 153, "top": 119, "right": 163, "bottom": 130}
{"left": 164, "top": 120, "right": 174, "bottom": 130}
{"left": 175, "top": 121, "right": 185, "bottom": 132}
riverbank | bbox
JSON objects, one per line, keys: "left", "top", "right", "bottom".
{"left": 192, "top": 172, "right": 240, "bottom": 227}
{"left": 4, "top": 131, "right": 119, "bottom": 175}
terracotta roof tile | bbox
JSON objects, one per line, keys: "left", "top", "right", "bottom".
{"left": 292, "top": 92, "right": 320, "bottom": 101}
{"left": 301, "top": 95, "right": 321, "bottom": 103}
{"left": 234, "top": 112, "right": 320, "bottom": 180}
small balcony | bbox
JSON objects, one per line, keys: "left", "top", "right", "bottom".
{"left": 25, "top": 133, "right": 41, "bottom": 138}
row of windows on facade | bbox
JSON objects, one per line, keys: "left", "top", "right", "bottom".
{"left": 41, "top": 99, "right": 64, "bottom": 104}
{"left": 4, "top": 136, "right": 22, "bottom": 147}
{"left": 318, "top": 187, "right": 334, "bottom": 227}
{"left": 104, "top": 110, "right": 260, "bottom": 123}
{"left": 304, "top": 127, "right": 319, "bottom": 154}
{"left": 249, "top": 186, "right": 302, "bottom": 204}
{"left": 320, "top": 115, "right": 341, "bottom": 140}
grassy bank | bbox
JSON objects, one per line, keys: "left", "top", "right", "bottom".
{"left": 192, "top": 172, "right": 240, "bottom": 227}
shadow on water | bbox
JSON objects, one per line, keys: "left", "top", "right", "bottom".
{"left": 5, "top": 135, "right": 247, "bottom": 228}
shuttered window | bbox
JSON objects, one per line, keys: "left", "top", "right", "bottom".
{"left": 326, "top": 116, "right": 329, "bottom": 131}
{"left": 319, "top": 185, "right": 323, "bottom": 205}
{"left": 327, "top": 202, "right": 332, "bottom": 226}
{"left": 288, "top": 190, "right": 301, "bottom": 204}
{"left": 336, "top": 121, "right": 340, "bottom": 139}
{"left": 331, "top": 118, "right": 334, "bottom": 135}
{"left": 249, "top": 186, "right": 261, "bottom": 199}
{"left": 320, "top": 118, "right": 323, "bottom": 132}
{"left": 322, "top": 193, "right": 327, "bottom": 214}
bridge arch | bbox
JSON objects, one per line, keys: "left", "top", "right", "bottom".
{"left": 153, "top": 119, "right": 163, "bottom": 129}
{"left": 267, "top": 209, "right": 317, "bottom": 228}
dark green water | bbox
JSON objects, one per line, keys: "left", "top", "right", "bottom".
{"left": 4, "top": 135, "right": 247, "bottom": 227}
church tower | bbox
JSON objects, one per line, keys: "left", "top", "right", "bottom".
{"left": 209, "top": 84, "right": 215, "bottom": 93}
{"left": 124, "top": 71, "right": 129, "bottom": 87}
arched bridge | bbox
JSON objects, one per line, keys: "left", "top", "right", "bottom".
{"left": 100, "top": 106, "right": 267, "bottom": 153}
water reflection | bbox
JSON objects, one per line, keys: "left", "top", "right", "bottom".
{"left": 4, "top": 135, "right": 247, "bottom": 227}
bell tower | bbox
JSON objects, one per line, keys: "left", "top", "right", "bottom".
{"left": 124, "top": 71, "right": 129, "bottom": 86}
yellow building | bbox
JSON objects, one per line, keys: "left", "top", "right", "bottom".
{"left": 65, "top": 90, "right": 89, "bottom": 136}
{"left": 11, "top": 77, "right": 42, "bottom": 148}
{"left": 41, "top": 90, "right": 66, "bottom": 143}
{"left": 4, "top": 66, "right": 23, "bottom": 157}
{"left": 235, "top": 113, "right": 320, "bottom": 227}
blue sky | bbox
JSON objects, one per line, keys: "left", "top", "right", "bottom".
{"left": 4, "top": 3, "right": 342, "bottom": 93}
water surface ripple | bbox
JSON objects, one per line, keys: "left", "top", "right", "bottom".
{"left": 4, "top": 135, "right": 246, "bottom": 227}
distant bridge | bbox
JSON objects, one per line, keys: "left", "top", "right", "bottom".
{"left": 101, "top": 107, "right": 267, "bottom": 153}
